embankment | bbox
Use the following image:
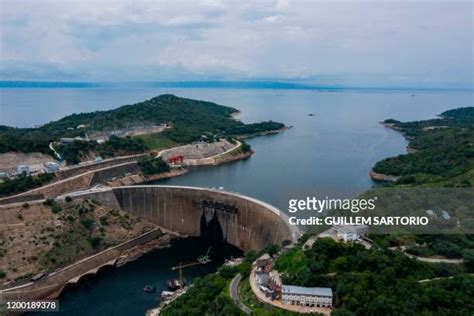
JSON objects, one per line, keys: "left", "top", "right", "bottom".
{"left": 0, "top": 228, "right": 166, "bottom": 300}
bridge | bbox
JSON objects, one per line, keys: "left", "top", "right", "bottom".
{"left": 0, "top": 185, "right": 299, "bottom": 300}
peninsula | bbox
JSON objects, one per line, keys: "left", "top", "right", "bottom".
{"left": 0, "top": 94, "right": 286, "bottom": 199}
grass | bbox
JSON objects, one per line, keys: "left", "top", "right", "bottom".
{"left": 136, "top": 133, "right": 177, "bottom": 150}
{"left": 426, "top": 168, "right": 474, "bottom": 188}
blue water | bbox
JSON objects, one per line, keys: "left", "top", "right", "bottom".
{"left": 1, "top": 87, "right": 472, "bottom": 315}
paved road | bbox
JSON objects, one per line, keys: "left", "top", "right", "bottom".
{"left": 229, "top": 274, "right": 251, "bottom": 315}
{"left": 389, "top": 246, "right": 464, "bottom": 264}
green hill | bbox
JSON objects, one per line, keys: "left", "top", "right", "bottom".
{"left": 0, "top": 94, "right": 284, "bottom": 163}
{"left": 374, "top": 107, "right": 474, "bottom": 186}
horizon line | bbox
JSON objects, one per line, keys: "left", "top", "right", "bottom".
{"left": 0, "top": 80, "right": 472, "bottom": 91}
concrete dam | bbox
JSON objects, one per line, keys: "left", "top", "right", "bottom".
{"left": 76, "top": 185, "right": 299, "bottom": 252}
{"left": 1, "top": 186, "right": 299, "bottom": 300}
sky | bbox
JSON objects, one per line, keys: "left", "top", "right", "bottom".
{"left": 0, "top": 0, "right": 472, "bottom": 88}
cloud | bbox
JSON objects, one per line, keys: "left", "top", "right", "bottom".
{"left": 0, "top": 0, "right": 472, "bottom": 87}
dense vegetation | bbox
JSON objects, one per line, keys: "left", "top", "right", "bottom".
{"left": 370, "top": 107, "right": 474, "bottom": 262}
{"left": 0, "top": 173, "right": 54, "bottom": 197}
{"left": 275, "top": 238, "right": 473, "bottom": 315}
{"left": 374, "top": 107, "right": 474, "bottom": 186}
{"left": 57, "top": 135, "right": 147, "bottom": 164}
{"left": 162, "top": 246, "right": 287, "bottom": 316}
{"left": 137, "top": 157, "right": 170, "bottom": 175}
{"left": 0, "top": 94, "right": 284, "bottom": 163}
{"left": 161, "top": 265, "right": 243, "bottom": 316}
{"left": 403, "top": 235, "right": 474, "bottom": 260}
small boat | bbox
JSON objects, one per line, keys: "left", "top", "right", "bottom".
{"left": 308, "top": 113, "right": 315, "bottom": 116}
{"left": 143, "top": 285, "right": 157, "bottom": 293}
{"left": 197, "top": 247, "right": 212, "bottom": 264}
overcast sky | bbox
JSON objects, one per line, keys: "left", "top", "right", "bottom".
{"left": 0, "top": 0, "right": 472, "bottom": 88}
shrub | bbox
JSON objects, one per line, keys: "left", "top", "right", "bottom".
{"left": 81, "top": 218, "right": 95, "bottom": 230}
{"left": 43, "top": 198, "right": 55, "bottom": 207}
{"left": 51, "top": 205, "right": 62, "bottom": 214}
{"left": 100, "top": 216, "right": 109, "bottom": 226}
{"left": 89, "top": 236, "right": 102, "bottom": 249}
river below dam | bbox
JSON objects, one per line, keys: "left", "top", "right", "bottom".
{"left": 3, "top": 87, "right": 471, "bottom": 315}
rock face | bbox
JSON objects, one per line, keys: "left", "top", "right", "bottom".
{"left": 369, "top": 170, "right": 400, "bottom": 182}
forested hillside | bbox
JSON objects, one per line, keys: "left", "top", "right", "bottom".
{"left": 374, "top": 107, "right": 474, "bottom": 186}
{"left": 0, "top": 94, "right": 284, "bottom": 163}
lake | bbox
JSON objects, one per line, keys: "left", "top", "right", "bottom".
{"left": 1, "top": 87, "right": 472, "bottom": 315}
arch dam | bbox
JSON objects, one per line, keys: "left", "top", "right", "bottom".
{"left": 1, "top": 185, "right": 300, "bottom": 300}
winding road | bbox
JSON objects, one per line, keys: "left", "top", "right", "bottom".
{"left": 229, "top": 274, "right": 251, "bottom": 315}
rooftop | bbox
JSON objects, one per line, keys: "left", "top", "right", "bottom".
{"left": 334, "top": 225, "right": 369, "bottom": 233}
{"left": 282, "top": 285, "right": 333, "bottom": 297}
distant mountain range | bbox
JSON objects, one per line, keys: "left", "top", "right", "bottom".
{"left": 1, "top": 80, "right": 470, "bottom": 91}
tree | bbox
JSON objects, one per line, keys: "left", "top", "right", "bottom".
{"left": 463, "top": 249, "right": 474, "bottom": 272}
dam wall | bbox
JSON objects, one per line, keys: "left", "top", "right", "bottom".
{"left": 84, "top": 185, "right": 298, "bottom": 252}
{"left": 0, "top": 186, "right": 299, "bottom": 300}
{"left": 71, "top": 185, "right": 300, "bottom": 251}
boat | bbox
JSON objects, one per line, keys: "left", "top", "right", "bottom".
{"left": 308, "top": 113, "right": 315, "bottom": 116}
{"left": 143, "top": 285, "right": 158, "bottom": 293}
{"left": 197, "top": 247, "right": 212, "bottom": 264}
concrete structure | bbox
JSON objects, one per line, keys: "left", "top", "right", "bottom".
{"left": 334, "top": 225, "right": 369, "bottom": 242}
{"left": 281, "top": 285, "right": 333, "bottom": 308}
{"left": 256, "top": 269, "right": 282, "bottom": 300}
{"left": 44, "top": 161, "right": 60, "bottom": 173}
{"left": 158, "top": 140, "right": 237, "bottom": 166}
{"left": 16, "top": 165, "right": 30, "bottom": 175}
{"left": 256, "top": 253, "right": 271, "bottom": 267}
{"left": 0, "top": 161, "right": 141, "bottom": 205}
{"left": 72, "top": 185, "right": 299, "bottom": 252}
{"left": 1, "top": 185, "right": 299, "bottom": 301}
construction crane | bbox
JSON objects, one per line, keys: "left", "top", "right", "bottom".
{"left": 170, "top": 247, "right": 212, "bottom": 290}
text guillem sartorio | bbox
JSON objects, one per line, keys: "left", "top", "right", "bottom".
{"left": 287, "top": 196, "right": 429, "bottom": 226}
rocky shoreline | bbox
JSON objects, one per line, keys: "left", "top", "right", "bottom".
{"left": 116, "top": 234, "right": 173, "bottom": 267}
{"left": 237, "top": 126, "right": 291, "bottom": 139}
{"left": 214, "top": 150, "right": 254, "bottom": 165}
{"left": 369, "top": 170, "right": 400, "bottom": 182}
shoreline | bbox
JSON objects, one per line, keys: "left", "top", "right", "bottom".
{"left": 369, "top": 170, "right": 400, "bottom": 182}
{"left": 236, "top": 126, "right": 290, "bottom": 139}
{"left": 0, "top": 228, "right": 168, "bottom": 299}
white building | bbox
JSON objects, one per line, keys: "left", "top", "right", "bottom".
{"left": 44, "top": 161, "right": 60, "bottom": 173}
{"left": 281, "top": 285, "right": 333, "bottom": 308}
{"left": 334, "top": 225, "right": 369, "bottom": 242}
